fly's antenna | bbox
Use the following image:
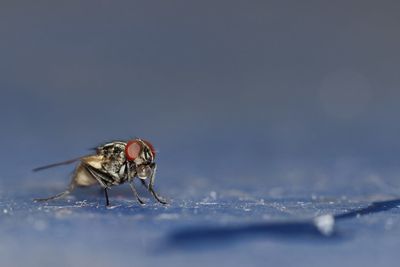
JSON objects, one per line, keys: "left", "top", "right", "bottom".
{"left": 33, "top": 157, "right": 84, "bottom": 172}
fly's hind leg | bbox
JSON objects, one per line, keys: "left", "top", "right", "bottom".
{"left": 34, "top": 160, "right": 98, "bottom": 203}
{"left": 34, "top": 182, "right": 76, "bottom": 202}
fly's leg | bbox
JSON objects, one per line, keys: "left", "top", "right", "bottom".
{"left": 129, "top": 182, "right": 145, "bottom": 205}
{"left": 126, "top": 162, "right": 145, "bottom": 204}
{"left": 84, "top": 164, "right": 113, "bottom": 188}
{"left": 149, "top": 185, "right": 168, "bottom": 205}
{"left": 83, "top": 163, "right": 115, "bottom": 207}
{"left": 104, "top": 188, "right": 110, "bottom": 206}
{"left": 34, "top": 182, "right": 76, "bottom": 202}
{"left": 141, "top": 164, "right": 167, "bottom": 204}
{"left": 140, "top": 179, "right": 166, "bottom": 204}
{"left": 149, "top": 164, "right": 167, "bottom": 204}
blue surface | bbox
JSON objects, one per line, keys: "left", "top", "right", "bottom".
{"left": 2, "top": 1, "right": 400, "bottom": 266}
{"left": 2, "top": 189, "right": 400, "bottom": 267}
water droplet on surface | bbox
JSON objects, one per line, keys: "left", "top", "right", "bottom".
{"left": 314, "top": 214, "right": 335, "bottom": 236}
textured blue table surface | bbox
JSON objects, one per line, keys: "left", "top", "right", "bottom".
{"left": 1, "top": 182, "right": 400, "bottom": 267}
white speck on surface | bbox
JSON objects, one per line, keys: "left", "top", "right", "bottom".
{"left": 198, "top": 202, "right": 218, "bottom": 205}
{"left": 314, "top": 214, "right": 335, "bottom": 236}
{"left": 75, "top": 200, "right": 89, "bottom": 207}
{"left": 106, "top": 205, "right": 121, "bottom": 210}
{"left": 3, "top": 209, "right": 8, "bottom": 214}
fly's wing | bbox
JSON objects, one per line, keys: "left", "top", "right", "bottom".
{"left": 33, "top": 156, "right": 91, "bottom": 172}
{"left": 33, "top": 144, "right": 104, "bottom": 172}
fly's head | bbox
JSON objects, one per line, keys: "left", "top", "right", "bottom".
{"left": 125, "top": 138, "right": 156, "bottom": 179}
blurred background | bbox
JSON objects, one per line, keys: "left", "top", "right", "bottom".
{"left": 1, "top": 0, "right": 400, "bottom": 195}
{"left": 1, "top": 1, "right": 400, "bottom": 266}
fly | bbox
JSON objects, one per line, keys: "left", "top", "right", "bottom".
{"left": 33, "top": 138, "right": 167, "bottom": 206}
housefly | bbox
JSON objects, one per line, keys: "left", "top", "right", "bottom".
{"left": 33, "top": 138, "right": 167, "bottom": 206}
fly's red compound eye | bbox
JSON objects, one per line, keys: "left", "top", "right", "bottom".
{"left": 142, "top": 139, "right": 156, "bottom": 158}
{"left": 125, "top": 140, "right": 142, "bottom": 160}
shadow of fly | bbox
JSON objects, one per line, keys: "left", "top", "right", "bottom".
{"left": 33, "top": 138, "right": 167, "bottom": 207}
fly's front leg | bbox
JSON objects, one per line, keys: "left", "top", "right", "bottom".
{"left": 126, "top": 162, "right": 145, "bottom": 205}
{"left": 129, "top": 182, "right": 145, "bottom": 205}
{"left": 141, "top": 163, "right": 167, "bottom": 204}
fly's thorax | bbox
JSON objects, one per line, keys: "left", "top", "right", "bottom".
{"left": 98, "top": 142, "right": 127, "bottom": 159}
{"left": 97, "top": 141, "right": 127, "bottom": 176}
